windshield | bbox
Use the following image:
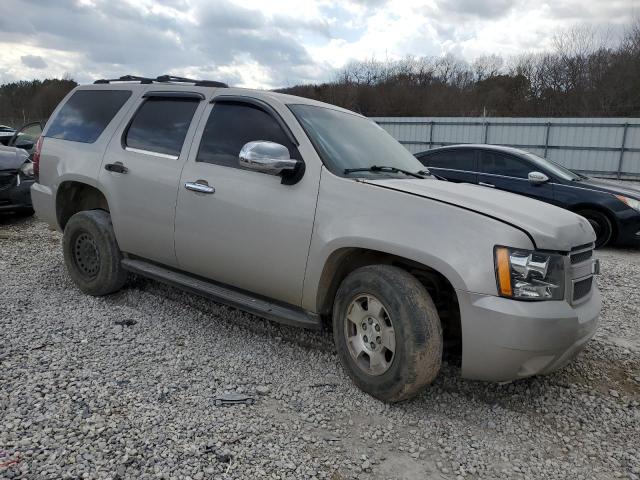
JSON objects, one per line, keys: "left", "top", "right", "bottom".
{"left": 289, "top": 104, "right": 426, "bottom": 178}
{"left": 524, "top": 152, "right": 582, "bottom": 181}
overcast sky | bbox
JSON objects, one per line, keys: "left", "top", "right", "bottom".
{"left": 0, "top": 0, "right": 637, "bottom": 88}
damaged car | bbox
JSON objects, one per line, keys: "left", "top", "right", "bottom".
{"left": 0, "top": 122, "right": 43, "bottom": 215}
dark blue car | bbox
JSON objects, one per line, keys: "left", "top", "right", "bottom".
{"left": 415, "top": 144, "right": 640, "bottom": 248}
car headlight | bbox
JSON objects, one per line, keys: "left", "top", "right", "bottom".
{"left": 494, "top": 246, "right": 565, "bottom": 300}
{"left": 20, "top": 161, "right": 34, "bottom": 177}
{"left": 615, "top": 195, "right": 640, "bottom": 212}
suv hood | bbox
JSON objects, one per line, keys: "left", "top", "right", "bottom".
{"left": 364, "top": 178, "right": 595, "bottom": 251}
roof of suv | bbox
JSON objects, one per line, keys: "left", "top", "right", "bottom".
{"left": 77, "top": 76, "right": 359, "bottom": 116}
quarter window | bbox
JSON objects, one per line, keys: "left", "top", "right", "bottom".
{"left": 125, "top": 98, "right": 199, "bottom": 157}
{"left": 480, "top": 151, "right": 532, "bottom": 179}
{"left": 197, "top": 102, "right": 298, "bottom": 168}
{"left": 421, "top": 150, "right": 476, "bottom": 171}
{"left": 47, "top": 90, "right": 131, "bottom": 143}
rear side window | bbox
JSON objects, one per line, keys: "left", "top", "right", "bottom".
{"left": 480, "top": 151, "right": 532, "bottom": 178}
{"left": 197, "top": 102, "right": 298, "bottom": 168}
{"left": 125, "top": 98, "right": 199, "bottom": 157}
{"left": 47, "top": 90, "right": 131, "bottom": 143}
{"left": 420, "top": 150, "right": 476, "bottom": 171}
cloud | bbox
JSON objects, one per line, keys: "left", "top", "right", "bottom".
{"left": 434, "top": 0, "right": 520, "bottom": 19}
{"left": 20, "top": 55, "right": 48, "bottom": 69}
{"left": 0, "top": 0, "right": 637, "bottom": 88}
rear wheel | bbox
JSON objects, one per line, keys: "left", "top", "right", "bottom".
{"left": 578, "top": 209, "right": 613, "bottom": 248}
{"left": 62, "top": 210, "right": 127, "bottom": 296}
{"left": 332, "top": 265, "right": 442, "bottom": 403}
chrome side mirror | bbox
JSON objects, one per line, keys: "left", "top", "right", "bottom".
{"left": 239, "top": 141, "right": 298, "bottom": 175}
{"left": 528, "top": 171, "right": 549, "bottom": 185}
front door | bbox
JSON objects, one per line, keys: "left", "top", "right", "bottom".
{"left": 477, "top": 150, "right": 555, "bottom": 204}
{"left": 174, "top": 98, "right": 319, "bottom": 306}
{"left": 99, "top": 92, "right": 204, "bottom": 266}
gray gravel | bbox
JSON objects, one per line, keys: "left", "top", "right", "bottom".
{"left": 1, "top": 214, "right": 639, "bottom": 480}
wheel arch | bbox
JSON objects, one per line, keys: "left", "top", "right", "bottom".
{"left": 315, "top": 247, "right": 462, "bottom": 355}
{"left": 56, "top": 181, "right": 110, "bottom": 231}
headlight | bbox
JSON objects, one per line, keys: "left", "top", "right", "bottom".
{"left": 494, "top": 246, "right": 565, "bottom": 300}
{"left": 615, "top": 195, "right": 640, "bottom": 212}
{"left": 20, "top": 161, "right": 34, "bottom": 177}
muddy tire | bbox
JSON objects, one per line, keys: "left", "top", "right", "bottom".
{"left": 62, "top": 209, "right": 127, "bottom": 296}
{"left": 332, "top": 265, "right": 442, "bottom": 402}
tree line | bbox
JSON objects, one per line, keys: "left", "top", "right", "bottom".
{"left": 279, "top": 22, "right": 640, "bottom": 118}
{"left": 0, "top": 78, "right": 77, "bottom": 128}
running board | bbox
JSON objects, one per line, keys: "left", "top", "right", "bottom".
{"left": 121, "top": 258, "right": 321, "bottom": 330}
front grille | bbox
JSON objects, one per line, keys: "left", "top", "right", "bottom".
{"left": 571, "top": 249, "right": 593, "bottom": 264}
{"left": 571, "top": 242, "right": 594, "bottom": 252}
{"left": 0, "top": 173, "right": 16, "bottom": 190}
{"left": 573, "top": 277, "right": 593, "bottom": 302}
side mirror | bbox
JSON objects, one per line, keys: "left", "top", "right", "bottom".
{"left": 239, "top": 141, "right": 298, "bottom": 175}
{"left": 528, "top": 171, "right": 549, "bottom": 185}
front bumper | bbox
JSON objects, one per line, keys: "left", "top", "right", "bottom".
{"left": 0, "top": 174, "right": 34, "bottom": 211}
{"left": 457, "top": 286, "right": 601, "bottom": 382}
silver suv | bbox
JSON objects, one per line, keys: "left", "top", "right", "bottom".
{"left": 31, "top": 75, "right": 601, "bottom": 402}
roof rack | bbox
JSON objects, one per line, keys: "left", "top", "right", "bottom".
{"left": 94, "top": 75, "right": 154, "bottom": 84}
{"left": 93, "top": 74, "right": 228, "bottom": 88}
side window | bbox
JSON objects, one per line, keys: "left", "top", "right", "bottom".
{"left": 47, "top": 90, "right": 132, "bottom": 143}
{"left": 421, "top": 150, "right": 476, "bottom": 171}
{"left": 480, "top": 151, "right": 532, "bottom": 179}
{"left": 197, "top": 102, "right": 298, "bottom": 168}
{"left": 125, "top": 98, "right": 199, "bottom": 157}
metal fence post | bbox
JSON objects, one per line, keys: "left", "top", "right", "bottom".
{"left": 617, "top": 123, "right": 628, "bottom": 179}
{"left": 428, "top": 120, "right": 434, "bottom": 149}
{"left": 483, "top": 121, "right": 489, "bottom": 144}
{"left": 544, "top": 122, "right": 551, "bottom": 158}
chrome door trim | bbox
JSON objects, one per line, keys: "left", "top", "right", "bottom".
{"left": 125, "top": 146, "right": 179, "bottom": 160}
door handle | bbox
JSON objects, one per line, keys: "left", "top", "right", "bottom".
{"left": 479, "top": 182, "right": 494, "bottom": 188}
{"left": 104, "top": 162, "right": 128, "bottom": 174}
{"left": 185, "top": 181, "right": 215, "bottom": 194}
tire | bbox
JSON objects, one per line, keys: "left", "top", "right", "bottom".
{"left": 62, "top": 209, "right": 127, "bottom": 296}
{"left": 332, "top": 265, "right": 442, "bottom": 403}
{"left": 578, "top": 209, "right": 613, "bottom": 248}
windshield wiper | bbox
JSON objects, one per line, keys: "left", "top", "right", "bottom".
{"left": 344, "top": 165, "right": 429, "bottom": 179}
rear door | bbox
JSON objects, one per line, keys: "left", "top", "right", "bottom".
{"left": 477, "top": 150, "right": 554, "bottom": 203}
{"left": 99, "top": 91, "right": 205, "bottom": 267}
{"left": 416, "top": 149, "right": 477, "bottom": 183}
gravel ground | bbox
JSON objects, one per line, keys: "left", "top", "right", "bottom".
{"left": 1, "top": 214, "right": 639, "bottom": 480}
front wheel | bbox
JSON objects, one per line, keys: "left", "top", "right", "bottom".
{"left": 332, "top": 265, "right": 442, "bottom": 403}
{"left": 62, "top": 209, "right": 127, "bottom": 296}
{"left": 578, "top": 209, "right": 613, "bottom": 248}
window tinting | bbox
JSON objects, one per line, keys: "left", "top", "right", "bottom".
{"left": 421, "top": 150, "right": 475, "bottom": 171}
{"left": 47, "top": 90, "right": 131, "bottom": 143}
{"left": 125, "top": 98, "right": 199, "bottom": 157}
{"left": 480, "top": 151, "right": 532, "bottom": 178}
{"left": 197, "top": 102, "right": 298, "bottom": 168}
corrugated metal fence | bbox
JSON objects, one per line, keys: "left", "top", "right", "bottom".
{"left": 372, "top": 117, "right": 640, "bottom": 180}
